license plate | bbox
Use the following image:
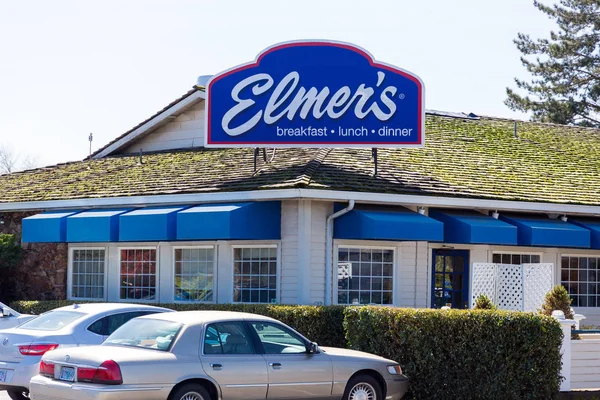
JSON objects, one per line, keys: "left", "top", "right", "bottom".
{"left": 0, "top": 369, "right": 6, "bottom": 382}
{"left": 59, "top": 366, "right": 75, "bottom": 382}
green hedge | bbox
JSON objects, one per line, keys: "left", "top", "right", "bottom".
{"left": 344, "top": 306, "right": 563, "bottom": 400}
{"left": 12, "top": 301, "right": 563, "bottom": 399}
{"left": 9, "top": 301, "right": 346, "bottom": 348}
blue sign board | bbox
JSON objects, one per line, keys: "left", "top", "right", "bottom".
{"left": 205, "top": 40, "right": 425, "bottom": 148}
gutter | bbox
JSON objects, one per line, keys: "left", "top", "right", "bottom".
{"left": 325, "top": 200, "right": 354, "bottom": 306}
{"left": 3, "top": 189, "right": 600, "bottom": 216}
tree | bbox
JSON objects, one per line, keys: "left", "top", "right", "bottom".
{"left": 0, "top": 145, "right": 38, "bottom": 174}
{"left": 540, "top": 284, "right": 574, "bottom": 319}
{"left": 506, "top": 0, "right": 600, "bottom": 127}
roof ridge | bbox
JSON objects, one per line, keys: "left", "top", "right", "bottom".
{"left": 296, "top": 148, "right": 331, "bottom": 187}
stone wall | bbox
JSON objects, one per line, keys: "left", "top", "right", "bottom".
{"left": 0, "top": 211, "right": 67, "bottom": 301}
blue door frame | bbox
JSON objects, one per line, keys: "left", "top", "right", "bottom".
{"left": 431, "top": 249, "right": 470, "bottom": 309}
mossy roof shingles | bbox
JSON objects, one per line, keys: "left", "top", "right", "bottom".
{"left": 3, "top": 114, "right": 600, "bottom": 206}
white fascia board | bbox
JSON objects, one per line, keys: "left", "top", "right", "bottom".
{"left": 3, "top": 188, "right": 600, "bottom": 216}
{"left": 93, "top": 90, "right": 206, "bottom": 159}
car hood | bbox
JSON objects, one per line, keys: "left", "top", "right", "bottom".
{"left": 320, "top": 346, "right": 395, "bottom": 363}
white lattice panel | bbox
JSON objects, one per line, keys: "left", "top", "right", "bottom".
{"left": 471, "top": 263, "right": 497, "bottom": 308}
{"left": 523, "top": 263, "right": 554, "bottom": 312}
{"left": 496, "top": 264, "right": 524, "bottom": 311}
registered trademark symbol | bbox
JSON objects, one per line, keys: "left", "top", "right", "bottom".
{"left": 398, "top": 93, "right": 406, "bottom": 99}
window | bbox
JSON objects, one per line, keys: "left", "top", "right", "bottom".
{"left": 71, "top": 249, "right": 105, "bottom": 299}
{"left": 233, "top": 247, "right": 277, "bottom": 303}
{"left": 18, "top": 311, "right": 85, "bottom": 331}
{"left": 120, "top": 249, "right": 157, "bottom": 301}
{"left": 174, "top": 248, "right": 215, "bottom": 302}
{"left": 337, "top": 247, "right": 394, "bottom": 305}
{"left": 203, "top": 322, "right": 256, "bottom": 355}
{"left": 87, "top": 311, "right": 163, "bottom": 336}
{"left": 104, "top": 319, "right": 182, "bottom": 351}
{"left": 250, "top": 322, "right": 306, "bottom": 354}
{"left": 561, "top": 256, "right": 600, "bottom": 307}
{"left": 492, "top": 253, "right": 541, "bottom": 264}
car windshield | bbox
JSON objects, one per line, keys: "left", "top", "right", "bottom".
{"left": 103, "top": 318, "right": 182, "bottom": 351}
{"left": 17, "top": 311, "right": 85, "bottom": 331}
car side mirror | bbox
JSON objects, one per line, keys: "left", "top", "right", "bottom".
{"left": 307, "top": 342, "right": 319, "bottom": 354}
{"left": 1, "top": 308, "right": 10, "bottom": 317}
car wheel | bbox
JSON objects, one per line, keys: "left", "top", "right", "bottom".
{"left": 343, "top": 374, "right": 382, "bottom": 400}
{"left": 7, "top": 390, "right": 29, "bottom": 400}
{"left": 170, "top": 383, "right": 212, "bottom": 400}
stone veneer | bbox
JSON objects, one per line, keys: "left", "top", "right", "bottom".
{"left": 0, "top": 211, "right": 67, "bottom": 301}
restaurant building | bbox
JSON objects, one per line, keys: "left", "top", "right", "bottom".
{"left": 2, "top": 41, "right": 600, "bottom": 323}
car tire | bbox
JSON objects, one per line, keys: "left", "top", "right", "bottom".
{"left": 7, "top": 390, "right": 29, "bottom": 400}
{"left": 170, "top": 383, "right": 212, "bottom": 400}
{"left": 343, "top": 374, "right": 382, "bottom": 400}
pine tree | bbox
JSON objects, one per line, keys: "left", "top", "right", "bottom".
{"left": 506, "top": 0, "right": 600, "bottom": 127}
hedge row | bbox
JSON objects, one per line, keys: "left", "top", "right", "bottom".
{"left": 9, "top": 301, "right": 346, "bottom": 348}
{"left": 10, "top": 301, "right": 563, "bottom": 399}
{"left": 344, "top": 306, "right": 563, "bottom": 400}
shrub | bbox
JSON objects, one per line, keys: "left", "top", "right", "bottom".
{"left": 541, "top": 284, "right": 574, "bottom": 320}
{"left": 0, "top": 234, "right": 22, "bottom": 269}
{"left": 9, "top": 301, "right": 346, "bottom": 348}
{"left": 344, "top": 306, "right": 563, "bottom": 400}
{"left": 473, "top": 294, "right": 497, "bottom": 310}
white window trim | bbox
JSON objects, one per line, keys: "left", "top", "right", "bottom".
{"left": 333, "top": 244, "right": 397, "bottom": 307}
{"left": 231, "top": 244, "right": 279, "bottom": 304}
{"left": 117, "top": 246, "right": 160, "bottom": 303}
{"left": 172, "top": 245, "right": 217, "bottom": 304}
{"left": 67, "top": 246, "right": 108, "bottom": 301}
{"left": 490, "top": 251, "right": 544, "bottom": 264}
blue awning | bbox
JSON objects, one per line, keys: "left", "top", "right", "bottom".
{"left": 66, "top": 209, "right": 131, "bottom": 242}
{"left": 499, "top": 214, "right": 591, "bottom": 248}
{"left": 177, "top": 201, "right": 281, "bottom": 240}
{"left": 334, "top": 206, "right": 443, "bottom": 241}
{"left": 571, "top": 219, "right": 600, "bottom": 249}
{"left": 119, "top": 206, "right": 187, "bottom": 242}
{"left": 22, "top": 211, "right": 80, "bottom": 243}
{"left": 428, "top": 209, "right": 518, "bottom": 245}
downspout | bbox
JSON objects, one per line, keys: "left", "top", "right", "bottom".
{"left": 325, "top": 200, "right": 355, "bottom": 305}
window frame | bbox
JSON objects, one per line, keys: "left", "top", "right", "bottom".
{"left": 247, "top": 320, "right": 309, "bottom": 355}
{"left": 231, "top": 244, "right": 279, "bottom": 304}
{"left": 201, "top": 320, "right": 260, "bottom": 356}
{"left": 117, "top": 246, "right": 160, "bottom": 303}
{"left": 490, "top": 251, "right": 543, "bottom": 265}
{"left": 560, "top": 253, "right": 600, "bottom": 308}
{"left": 172, "top": 245, "right": 217, "bottom": 304}
{"left": 333, "top": 244, "right": 397, "bottom": 306}
{"left": 67, "top": 246, "right": 108, "bottom": 301}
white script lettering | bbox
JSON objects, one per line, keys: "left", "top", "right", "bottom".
{"left": 220, "top": 71, "right": 399, "bottom": 136}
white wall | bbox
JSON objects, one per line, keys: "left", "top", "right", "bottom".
{"left": 571, "top": 340, "right": 600, "bottom": 389}
{"left": 122, "top": 101, "right": 205, "bottom": 154}
{"left": 280, "top": 200, "right": 299, "bottom": 304}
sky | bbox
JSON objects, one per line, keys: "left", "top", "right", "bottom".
{"left": 0, "top": 0, "right": 556, "bottom": 168}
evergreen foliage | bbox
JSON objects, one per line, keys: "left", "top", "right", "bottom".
{"left": 506, "top": 0, "right": 600, "bottom": 127}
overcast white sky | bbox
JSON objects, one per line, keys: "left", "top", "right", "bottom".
{"left": 0, "top": 0, "right": 555, "bottom": 168}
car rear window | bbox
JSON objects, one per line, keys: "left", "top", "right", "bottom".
{"left": 103, "top": 319, "right": 182, "bottom": 352}
{"left": 18, "top": 311, "right": 85, "bottom": 331}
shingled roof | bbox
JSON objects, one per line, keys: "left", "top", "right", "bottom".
{"left": 2, "top": 114, "right": 600, "bottom": 206}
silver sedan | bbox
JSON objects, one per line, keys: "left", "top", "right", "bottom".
{"left": 30, "top": 311, "right": 408, "bottom": 400}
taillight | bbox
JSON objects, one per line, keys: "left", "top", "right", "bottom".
{"left": 39, "top": 360, "right": 55, "bottom": 378}
{"left": 18, "top": 344, "right": 59, "bottom": 356}
{"left": 77, "top": 360, "right": 122, "bottom": 385}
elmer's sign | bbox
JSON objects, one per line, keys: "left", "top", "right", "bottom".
{"left": 204, "top": 40, "right": 425, "bottom": 148}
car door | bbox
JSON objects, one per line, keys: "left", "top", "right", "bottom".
{"left": 248, "top": 321, "right": 333, "bottom": 399}
{"left": 200, "top": 321, "right": 268, "bottom": 399}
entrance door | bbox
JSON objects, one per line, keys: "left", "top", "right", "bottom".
{"left": 432, "top": 250, "right": 469, "bottom": 309}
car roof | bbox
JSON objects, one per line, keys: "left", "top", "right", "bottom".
{"left": 137, "top": 310, "right": 277, "bottom": 325}
{"left": 51, "top": 303, "right": 172, "bottom": 314}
